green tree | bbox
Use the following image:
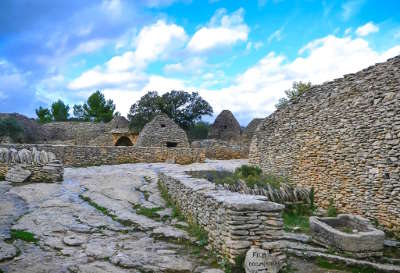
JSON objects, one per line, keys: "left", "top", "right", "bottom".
{"left": 51, "top": 100, "right": 70, "bottom": 121}
{"left": 275, "top": 81, "right": 312, "bottom": 109}
{"left": 0, "top": 118, "right": 23, "bottom": 141}
{"left": 78, "top": 91, "right": 115, "bottom": 122}
{"left": 35, "top": 106, "right": 53, "bottom": 123}
{"left": 72, "top": 104, "right": 86, "bottom": 121}
{"left": 187, "top": 121, "right": 210, "bottom": 141}
{"left": 128, "top": 90, "right": 213, "bottom": 132}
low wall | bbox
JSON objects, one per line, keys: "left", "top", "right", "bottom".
{"left": 159, "top": 170, "right": 284, "bottom": 261}
{"left": 0, "top": 147, "right": 63, "bottom": 182}
{"left": 191, "top": 139, "right": 248, "bottom": 159}
{"left": 0, "top": 144, "right": 205, "bottom": 167}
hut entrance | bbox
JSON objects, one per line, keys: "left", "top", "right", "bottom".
{"left": 166, "top": 142, "right": 178, "bottom": 148}
{"left": 115, "top": 136, "right": 133, "bottom": 146}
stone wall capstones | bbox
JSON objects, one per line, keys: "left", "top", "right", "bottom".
{"left": 136, "top": 114, "right": 190, "bottom": 148}
{"left": 158, "top": 170, "right": 284, "bottom": 262}
{"left": 208, "top": 110, "right": 241, "bottom": 143}
{"left": 249, "top": 55, "right": 400, "bottom": 235}
{"left": 0, "top": 147, "right": 63, "bottom": 183}
{"left": 0, "top": 144, "right": 205, "bottom": 167}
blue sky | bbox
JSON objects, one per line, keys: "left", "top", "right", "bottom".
{"left": 0, "top": 0, "right": 399, "bottom": 125}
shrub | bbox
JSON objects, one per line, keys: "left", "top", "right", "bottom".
{"left": 234, "top": 165, "right": 262, "bottom": 178}
{"left": 0, "top": 117, "right": 23, "bottom": 141}
{"left": 327, "top": 199, "right": 337, "bottom": 217}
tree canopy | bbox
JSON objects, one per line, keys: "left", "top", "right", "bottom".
{"left": 51, "top": 100, "right": 70, "bottom": 121}
{"left": 128, "top": 90, "right": 213, "bottom": 132}
{"left": 0, "top": 117, "right": 23, "bottom": 141}
{"left": 74, "top": 90, "right": 116, "bottom": 122}
{"left": 35, "top": 107, "right": 53, "bottom": 123}
{"left": 275, "top": 81, "right": 312, "bottom": 109}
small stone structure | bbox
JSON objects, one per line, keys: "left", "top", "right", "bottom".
{"left": 0, "top": 147, "right": 63, "bottom": 182}
{"left": 136, "top": 114, "right": 189, "bottom": 148}
{"left": 310, "top": 214, "right": 385, "bottom": 257}
{"left": 111, "top": 129, "right": 138, "bottom": 146}
{"left": 158, "top": 170, "right": 284, "bottom": 262}
{"left": 241, "top": 118, "right": 263, "bottom": 155}
{"left": 208, "top": 110, "right": 241, "bottom": 143}
{"left": 250, "top": 56, "right": 400, "bottom": 235}
{"left": 0, "top": 144, "right": 205, "bottom": 166}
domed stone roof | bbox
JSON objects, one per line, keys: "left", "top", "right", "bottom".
{"left": 135, "top": 114, "right": 189, "bottom": 148}
{"left": 208, "top": 110, "right": 241, "bottom": 142}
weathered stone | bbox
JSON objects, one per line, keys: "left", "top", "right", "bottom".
{"left": 0, "top": 240, "right": 17, "bottom": 261}
{"left": 244, "top": 247, "right": 285, "bottom": 273}
{"left": 249, "top": 55, "right": 400, "bottom": 235}
{"left": 136, "top": 114, "right": 189, "bottom": 148}
{"left": 5, "top": 166, "right": 31, "bottom": 183}
{"left": 208, "top": 110, "right": 241, "bottom": 143}
{"left": 63, "top": 234, "right": 87, "bottom": 246}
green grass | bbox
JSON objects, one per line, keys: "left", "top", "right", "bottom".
{"left": 188, "top": 165, "right": 288, "bottom": 190}
{"left": 133, "top": 204, "right": 162, "bottom": 220}
{"left": 8, "top": 229, "right": 39, "bottom": 243}
{"left": 79, "top": 194, "right": 137, "bottom": 228}
{"left": 315, "top": 257, "right": 376, "bottom": 273}
{"left": 283, "top": 204, "right": 312, "bottom": 233}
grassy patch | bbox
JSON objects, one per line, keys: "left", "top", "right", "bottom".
{"left": 188, "top": 165, "right": 288, "bottom": 190}
{"left": 327, "top": 199, "right": 338, "bottom": 217}
{"left": 283, "top": 204, "right": 312, "bottom": 233}
{"left": 315, "top": 257, "right": 376, "bottom": 273}
{"left": 133, "top": 204, "right": 162, "bottom": 220}
{"left": 79, "top": 194, "right": 137, "bottom": 228}
{"left": 8, "top": 229, "right": 39, "bottom": 243}
{"left": 219, "top": 254, "right": 246, "bottom": 273}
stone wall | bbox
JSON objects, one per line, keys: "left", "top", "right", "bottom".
{"left": 159, "top": 170, "right": 284, "bottom": 262}
{"left": 42, "top": 122, "right": 107, "bottom": 145}
{"left": 191, "top": 139, "right": 248, "bottom": 159}
{"left": 249, "top": 56, "right": 400, "bottom": 235}
{"left": 0, "top": 147, "right": 63, "bottom": 182}
{"left": 0, "top": 144, "right": 205, "bottom": 167}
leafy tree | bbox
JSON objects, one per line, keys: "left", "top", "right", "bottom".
{"left": 275, "top": 81, "right": 312, "bottom": 109}
{"left": 35, "top": 106, "right": 53, "bottom": 123}
{"left": 72, "top": 104, "right": 86, "bottom": 121}
{"left": 0, "top": 118, "right": 23, "bottom": 141}
{"left": 51, "top": 100, "right": 70, "bottom": 121}
{"left": 187, "top": 121, "right": 210, "bottom": 141}
{"left": 76, "top": 91, "right": 115, "bottom": 122}
{"left": 128, "top": 90, "right": 213, "bottom": 132}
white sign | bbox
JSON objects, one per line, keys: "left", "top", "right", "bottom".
{"left": 244, "top": 247, "right": 283, "bottom": 273}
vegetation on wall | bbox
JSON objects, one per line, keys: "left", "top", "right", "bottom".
{"left": 128, "top": 90, "right": 213, "bottom": 132}
{"left": 275, "top": 81, "right": 312, "bottom": 109}
{"left": 0, "top": 117, "right": 23, "bottom": 141}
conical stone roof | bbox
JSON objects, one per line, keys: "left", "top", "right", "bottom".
{"left": 208, "top": 110, "right": 241, "bottom": 142}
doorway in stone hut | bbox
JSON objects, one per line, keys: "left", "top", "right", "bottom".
{"left": 115, "top": 136, "right": 133, "bottom": 146}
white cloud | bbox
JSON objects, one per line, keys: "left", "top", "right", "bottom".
{"left": 356, "top": 22, "right": 379, "bottom": 36}
{"left": 187, "top": 8, "right": 249, "bottom": 52}
{"left": 197, "top": 35, "right": 400, "bottom": 124}
{"left": 268, "top": 27, "right": 284, "bottom": 43}
{"left": 164, "top": 57, "right": 206, "bottom": 74}
{"left": 344, "top": 28, "right": 352, "bottom": 35}
{"left": 69, "top": 20, "right": 187, "bottom": 89}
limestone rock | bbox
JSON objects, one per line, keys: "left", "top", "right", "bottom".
{"left": 5, "top": 166, "right": 31, "bottom": 183}
{"left": 244, "top": 247, "right": 285, "bottom": 273}
{"left": 0, "top": 240, "right": 17, "bottom": 262}
{"left": 63, "top": 234, "right": 87, "bottom": 246}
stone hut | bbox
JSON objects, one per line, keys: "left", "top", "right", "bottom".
{"left": 135, "top": 114, "right": 189, "bottom": 148}
{"left": 208, "top": 110, "right": 241, "bottom": 142}
{"left": 111, "top": 129, "right": 138, "bottom": 146}
{"left": 241, "top": 118, "right": 263, "bottom": 145}
{"left": 249, "top": 55, "right": 400, "bottom": 235}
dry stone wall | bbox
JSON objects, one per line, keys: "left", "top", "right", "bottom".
{"left": 191, "top": 139, "right": 247, "bottom": 159}
{"left": 0, "top": 144, "right": 205, "bottom": 167}
{"left": 0, "top": 147, "right": 63, "bottom": 182}
{"left": 249, "top": 56, "right": 400, "bottom": 235}
{"left": 159, "top": 170, "right": 284, "bottom": 262}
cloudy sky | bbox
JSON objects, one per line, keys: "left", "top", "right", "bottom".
{"left": 1, "top": 0, "right": 399, "bottom": 125}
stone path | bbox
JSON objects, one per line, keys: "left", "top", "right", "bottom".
{"left": 0, "top": 160, "right": 246, "bottom": 273}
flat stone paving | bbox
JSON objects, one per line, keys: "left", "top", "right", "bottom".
{"left": 0, "top": 159, "right": 356, "bottom": 273}
{"left": 0, "top": 160, "right": 246, "bottom": 273}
